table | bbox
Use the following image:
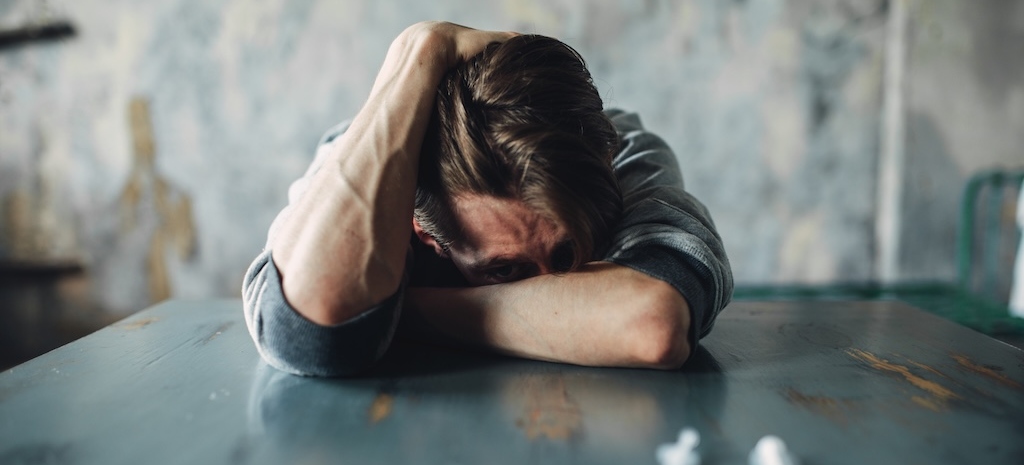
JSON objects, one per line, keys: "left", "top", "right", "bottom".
{"left": 1, "top": 300, "right": 1022, "bottom": 464}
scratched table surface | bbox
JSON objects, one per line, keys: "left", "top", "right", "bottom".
{"left": 1, "top": 300, "right": 1022, "bottom": 465}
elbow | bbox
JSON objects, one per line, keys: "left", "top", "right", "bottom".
{"left": 281, "top": 270, "right": 399, "bottom": 327}
{"left": 628, "top": 279, "right": 692, "bottom": 370}
{"left": 281, "top": 279, "right": 350, "bottom": 326}
{"left": 272, "top": 247, "right": 407, "bottom": 327}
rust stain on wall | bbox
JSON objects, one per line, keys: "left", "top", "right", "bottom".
{"left": 1, "top": 121, "right": 81, "bottom": 263}
{"left": 120, "top": 97, "right": 197, "bottom": 304}
{"left": 1, "top": 192, "right": 21, "bottom": 224}
{"left": 168, "top": 194, "right": 196, "bottom": 260}
{"left": 515, "top": 377, "right": 582, "bottom": 441}
{"left": 147, "top": 230, "right": 170, "bottom": 302}
{"left": 847, "top": 349, "right": 961, "bottom": 411}
{"left": 3, "top": 188, "right": 63, "bottom": 260}
{"left": 952, "top": 354, "right": 1022, "bottom": 389}
{"left": 3, "top": 190, "right": 30, "bottom": 257}
{"left": 368, "top": 393, "right": 393, "bottom": 424}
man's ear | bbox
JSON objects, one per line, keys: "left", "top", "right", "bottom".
{"left": 412, "top": 218, "right": 448, "bottom": 258}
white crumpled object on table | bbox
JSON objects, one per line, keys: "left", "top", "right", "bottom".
{"left": 656, "top": 428, "right": 701, "bottom": 465}
{"left": 748, "top": 435, "right": 799, "bottom": 465}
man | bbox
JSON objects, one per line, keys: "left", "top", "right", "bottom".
{"left": 242, "top": 21, "right": 732, "bottom": 377}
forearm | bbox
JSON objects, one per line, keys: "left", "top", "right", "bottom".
{"left": 268, "top": 22, "right": 515, "bottom": 326}
{"left": 269, "top": 26, "right": 448, "bottom": 325}
{"left": 405, "top": 262, "right": 691, "bottom": 369}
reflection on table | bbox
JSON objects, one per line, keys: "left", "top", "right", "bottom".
{"left": 0, "top": 299, "right": 1021, "bottom": 465}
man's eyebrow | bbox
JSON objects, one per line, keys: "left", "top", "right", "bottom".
{"left": 468, "top": 255, "right": 524, "bottom": 270}
{"left": 468, "top": 238, "right": 574, "bottom": 270}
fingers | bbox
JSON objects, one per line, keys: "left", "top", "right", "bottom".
{"left": 451, "top": 26, "right": 518, "bottom": 65}
{"left": 397, "top": 21, "right": 520, "bottom": 70}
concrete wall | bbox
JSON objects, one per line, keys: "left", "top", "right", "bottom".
{"left": 0, "top": 0, "right": 1020, "bottom": 322}
{"left": 899, "top": 0, "right": 1024, "bottom": 284}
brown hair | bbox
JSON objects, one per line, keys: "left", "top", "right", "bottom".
{"left": 415, "top": 34, "right": 622, "bottom": 270}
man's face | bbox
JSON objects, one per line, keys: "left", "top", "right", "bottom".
{"left": 414, "top": 195, "right": 573, "bottom": 286}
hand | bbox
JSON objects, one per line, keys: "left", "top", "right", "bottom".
{"left": 397, "top": 21, "right": 517, "bottom": 71}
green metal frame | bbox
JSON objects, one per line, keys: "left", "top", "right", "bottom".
{"left": 735, "top": 169, "right": 1024, "bottom": 336}
{"left": 956, "top": 170, "right": 1024, "bottom": 291}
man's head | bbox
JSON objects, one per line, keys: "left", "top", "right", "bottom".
{"left": 414, "top": 34, "right": 622, "bottom": 285}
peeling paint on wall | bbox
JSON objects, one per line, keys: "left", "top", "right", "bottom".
{"left": 120, "top": 97, "right": 196, "bottom": 303}
{"left": 2, "top": 190, "right": 33, "bottom": 257}
{"left": 0, "top": 128, "right": 79, "bottom": 263}
{"left": 901, "top": 0, "right": 1024, "bottom": 283}
{"left": 1, "top": 0, "right": 1022, "bottom": 318}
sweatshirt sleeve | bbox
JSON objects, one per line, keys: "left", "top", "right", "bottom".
{"left": 241, "top": 249, "right": 405, "bottom": 377}
{"left": 602, "top": 109, "right": 734, "bottom": 354}
{"left": 240, "top": 121, "right": 405, "bottom": 377}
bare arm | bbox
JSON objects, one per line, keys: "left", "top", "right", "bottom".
{"left": 404, "top": 262, "right": 691, "bottom": 369}
{"left": 402, "top": 111, "right": 732, "bottom": 371}
{"left": 269, "top": 22, "right": 515, "bottom": 326}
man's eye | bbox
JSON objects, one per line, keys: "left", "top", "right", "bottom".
{"left": 551, "top": 242, "right": 575, "bottom": 273}
{"left": 487, "top": 265, "right": 520, "bottom": 280}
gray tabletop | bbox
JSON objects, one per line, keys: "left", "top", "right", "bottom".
{"left": 1, "top": 299, "right": 1022, "bottom": 465}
